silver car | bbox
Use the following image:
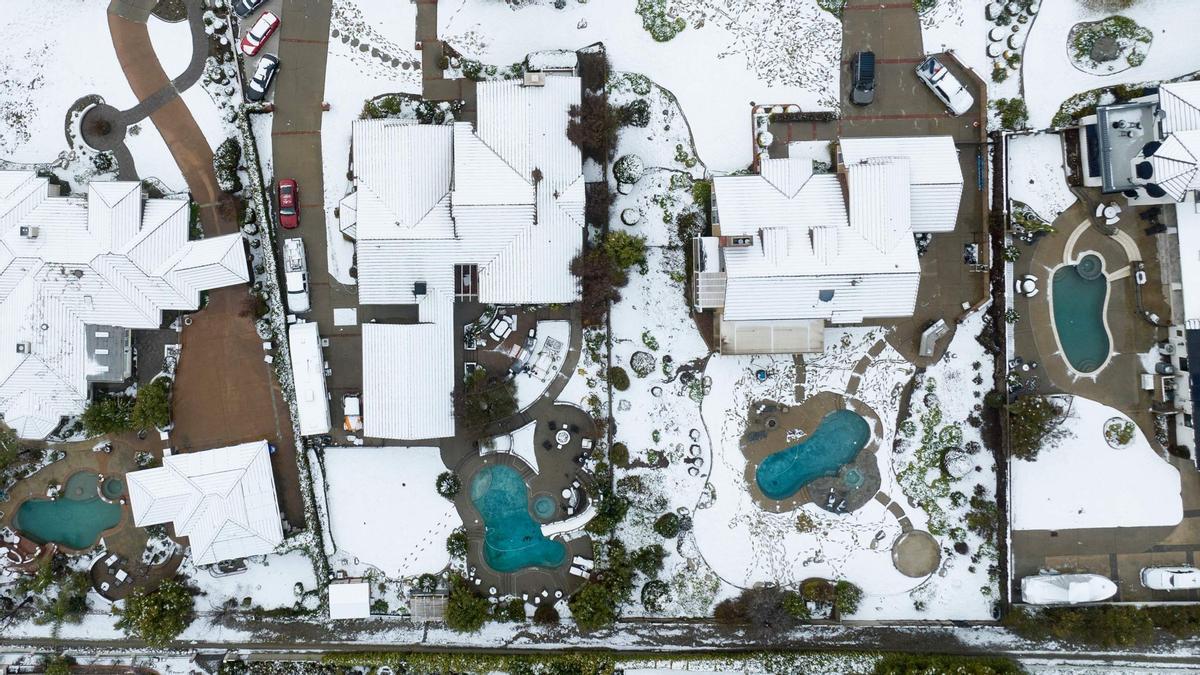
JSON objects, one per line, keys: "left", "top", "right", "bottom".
{"left": 1141, "top": 566, "right": 1200, "bottom": 591}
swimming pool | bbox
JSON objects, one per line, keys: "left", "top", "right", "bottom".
{"left": 14, "top": 472, "right": 122, "bottom": 550}
{"left": 755, "top": 410, "right": 871, "bottom": 501}
{"left": 470, "top": 465, "right": 566, "bottom": 573}
{"left": 1052, "top": 254, "right": 1111, "bottom": 374}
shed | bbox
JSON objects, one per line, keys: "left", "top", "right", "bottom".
{"left": 328, "top": 580, "right": 371, "bottom": 620}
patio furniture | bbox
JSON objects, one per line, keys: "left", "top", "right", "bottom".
{"left": 541, "top": 440, "right": 553, "bottom": 450}
{"left": 555, "top": 590, "right": 563, "bottom": 599}
{"left": 100, "top": 582, "right": 110, "bottom": 592}
{"left": 541, "top": 589, "right": 549, "bottom": 597}
{"left": 581, "top": 438, "right": 593, "bottom": 450}
{"left": 474, "top": 578, "right": 481, "bottom": 586}
{"left": 1135, "top": 161, "right": 1154, "bottom": 181}
{"left": 489, "top": 315, "right": 515, "bottom": 342}
{"left": 522, "top": 593, "right": 529, "bottom": 601}
{"left": 115, "top": 569, "right": 129, "bottom": 584}
{"left": 533, "top": 596, "right": 541, "bottom": 605}
{"left": 561, "top": 488, "right": 572, "bottom": 499}
{"left": 571, "top": 480, "right": 581, "bottom": 489}
{"left": 561, "top": 423, "right": 569, "bottom": 430}
{"left": 262, "top": 341, "right": 272, "bottom": 351}
{"left": 104, "top": 554, "right": 118, "bottom": 568}
{"left": 555, "top": 430, "right": 570, "bottom": 445}
{"left": 489, "top": 586, "right": 497, "bottom": 595}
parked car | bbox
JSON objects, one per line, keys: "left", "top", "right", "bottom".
{"left": 282, "top": 238, "right": 311, "bottom": 314}
{"left": 1141, "top": 566, "right": 1200, "bottom": 591}
{"left": 240, "top": 11, "right": 280, "bottom": 57}
{"left": 849, "top": 51, "right": 876, "bottom": 106}
{"left": 247, "top": 54, "right": 280, "bottom": 103}
{"left": 277, "top": 179, "right": 300, "bottom": 229}
{"left": 1020, "top": 574, "right": 1117, "bottom": 605}
{"left": 915, "top": 56, "right": 974, "bottom": 116}
{"left": 232, "top": 0, "right": 268, "bottom": 18}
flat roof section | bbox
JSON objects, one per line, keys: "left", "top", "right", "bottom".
{"left": 288, "top": 321, "right": 331, "bottom": 437}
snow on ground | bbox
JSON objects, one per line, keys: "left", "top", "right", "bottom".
{"left": 0, "top": 0, "right": 137, "bottom": 163}
{"left": 438, "top": 0, "right": 840, "bottom": 171}
{"left": 147, "top": 14, "right": 194, "bottom": 82}
{"left": 1011, "top": 396, "right": 1183, "bottom": 531}
{"left": 319, "top": 0, "right": 422, "bottom": 285}
{"left": 323, "top": 447, "right": 462, "bottom": 578}
{"left": 186, "top": 73, "right": 239, "bottom": 150}
{"left": 123, "top": 119, "right": 188, "bottom": 193}
{"left": 250, "top": 112, "right": 274, "bottom": 181}
{"left": 514, "top": 320, "right": 572, "bottom": 411}
{"left": 182, "top": 549, "right": 318, "bottom": 611}
{"left": 1007, "top": 132, "right": 1077, "bottom": 222}
{"left": 1022, "top": 0, "right": 1200, "bottom": 128}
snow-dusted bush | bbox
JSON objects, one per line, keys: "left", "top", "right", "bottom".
{"left": 213, "top": 137, "right": 242, "bottom": 193}
{"left": 613, "top": 154, "right": 645, "bottom": 184}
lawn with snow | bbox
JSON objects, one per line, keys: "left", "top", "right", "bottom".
{"left": 322, "top": 446, "right": 462, "bottom": 578}
{"left": 1011, "top": 396, "right": 1183, "bottom": 531}
{"left": 1007, "top": 132, "right": 1077, "bottom": 222}
{"left": 438, "top": 0, "right": 840, "bottom": 171}
{"left": 183, "top": 549, "right": 317, "bottom": 611}
{"left": 319, "top": 0, "right": 422, "bottom": 285}
{"left": 123, "top": 120, "right": 188, "bottom": 193}
{"left": 0, "top": 0, "right": 137, "bottom": 163}
{"left": 147, "top": 14, "right": 194, "bottom": 82}
{"left": 1022, "top": 0, "right": 1200, "bottom": 128}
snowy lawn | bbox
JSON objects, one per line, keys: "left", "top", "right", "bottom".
{"left": 1006, "top": 132, "right": 1076, "bottom": 222}
{"left": 322, "top": 447, "right": 462, "bottom": 578}
{"left": 438, "top": 0, "right": 841, "bottom": 171}
{"left": 1011, "top": 396, "right": 1183, "bottom": 531}
{"left": 123, "top": 120, "right": 188, "bottom": 193}
{"left": 319, "top": 0, "right": 422, "bottom": 285}
{"left": 0, "top": 0, "right": 137, "bottom": 163}
{"left": 147, "top": 14, "right": 194, "bottom": 82}
{"left": 1022, "top": 0, "right": 1200, "bottom": 128}
{"left": 183, "top": 549, "right": 318, "bottom": 611}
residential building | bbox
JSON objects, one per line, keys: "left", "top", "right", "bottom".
{"left": 0, "top": 172, "right": 249, "bottom": 439}
{"left": 339, "top": 77, "right": 583, "bottom": 440}
{"left": 126, "top": 440, "right": 284, "bottom": 565}
{"left": 691, "top": 136, "right": 963, "bottom": 354}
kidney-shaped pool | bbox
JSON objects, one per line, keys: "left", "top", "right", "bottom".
{"left": 470, "top": 464, "right": 566, "bottom": 573}
{"left": 755, "top": 409, "right": 871, "bottom": 501}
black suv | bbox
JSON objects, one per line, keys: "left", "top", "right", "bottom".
{"left": 850, "top": 51, "right": 876, "bottom": 106}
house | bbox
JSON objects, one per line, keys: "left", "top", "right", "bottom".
{"left": 340, "top": 77, "right": 584, "bottom": 440}
{"left": 126, "top": 440, "right": 284, "bottom": 565}
{"left": 1081, "top": 81, "right": 1200, "bottom": 461}
{"left": 691, "top": 136, "right": 963, "bottom": 354}
{"left": 0, "top": 172, "right": 249, "bottom": 439}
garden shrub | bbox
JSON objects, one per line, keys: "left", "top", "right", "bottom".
{"left": 114, "top": 578, "right": 194, "bottom": 647}
{"left": 131, "top": 378, "right": 171, "bottom": 431}
{"left": 635, "top": 0, "right": 686, "bottom": 42}
{"left": 435, "top": 471, "right": 461, "bottom": 499}
{"left": 613, "top": 154, "right": 645, "bottom": 184}
{"left": 445, "top": 575, "right": 489, "bottom": 632}
{"left": 414, "top": 573, "right": 439, "bottom": 593}
{"left": 993, "top": 98, "right": 1029, "bottom": 131}
{"left": 640, "top": 579, "right": 669, "bottom": 612}
{"left": 213, "top": 137, "right": 243, "bottom": 193}
{"left": 1004, "top": 605, "right": 1155, "bottom": 648}
{"left": 653, "top": 512, "right": 681, "bottom": 538}
{"left": 493, "top": 598, "right": 526, "bottom": 622}
{"left": 603, "top": 230, "right": 648, "bottom": 272}
{"left": 833, "top": 580, "right": 863, "bottom": 616}
{"left": 454, "top": 368, "right": 517, "bottom": 432}
{"left": 1008, "top": 396, "right": 1065, "bottom": 460}
{"left": 621, "top": 98, "right": 651, "bottom": 127}
{"left": 571, "top": 248, "right": 625, "bottom": 326}
{"left": 609, "top": 442, "right": 629, "bottom": 467}
{"left": 568, "top": 581, "right": 617, "bottom": 631}
{"left": 608, "top": 366, "right": 631, "bottom": 391}
{"left": 81, "top": 394, "right": 134, "bottom": 437}
{"left": 446, "top": 527, "right": 468, "bottom": 559}
{"left": 631, "top": 544, "right": 666, "bottom": 577}
{"left": 567, "top": 92, "right": 621, "bottom": 163}
{"left": 873, "top": 654, "right": 1022, "bottom": 674}
{"left": 781, "top": 590, "right": 810, "bottom": 620}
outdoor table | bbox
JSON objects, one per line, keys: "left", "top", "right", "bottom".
{"left": 561, "top": 488, "right": 572, "bottom": 499}
{"left": 555, "top": 430, "right": 570, "bottom": 445}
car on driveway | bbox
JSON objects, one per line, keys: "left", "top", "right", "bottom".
{"left": 240, "top": 12, "right": 280, "bottom": 57}
{"left": 232, "top": 0, "right": 268, "bottom": 18}
{"left": 278, "top": 179, "right": 300, "bottom": 229}
{"left": 915, "top": 55, "right": 974, "bottom": 116}
{"left": 1021, "top": 574, "right": 1117, "bottom": 605}
{"left": 849, "top": 51, "right": 876, "bottom": 106}
{"left": 247, "top": 54, "right": 280, "bottom": 102}
{"left": 1141, "top": 566, "right": 1200, "bottom": 591}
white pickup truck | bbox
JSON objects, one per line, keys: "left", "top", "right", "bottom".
{"left": 282, "top": 238, "right": 311, "bottom": 313}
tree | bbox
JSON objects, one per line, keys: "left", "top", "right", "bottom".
{"left": 640, "top": 579, "right": 669, "bottom": 612}
{"left": 607, "top": 366, "right": 630, "bottom": 391}
{"left": 493, "top": 597, "right": 526, "bottom": 622}
{"left": 0, "top": 425, "right": 21, "bottom": 472}
{"left": 631, "top": 544, "right": 665, "bottom": 577}
{"left": 711, "top": 586, "right": 800, "bottom": 636}
{"left": 80, "top": 394, "right": 133, "bottom": 437}
{"left": 114, "top": 579, "right": 195, "bottom": 647}
{"left": 436, "top": 471, "right": 461, "bottom": 500}
{"left": 566, "top": 93, "right": 621, "bottom": 163}
{"left": 43, "top": 656, "right": 73, "bottom": 675}
{"left": 446, "top": 527, "right": 468, "bottom": 559}
{"left": 1008, "top": 396, "right": 1065, "bottom": 460}
{"left": 653, "top": 512, "right": 681, "bottom": 538}
{"left": 36, "top": 571, "right": 91, "bottom": 626}
{"left": 532, "top": 603, "right": 560, "bottom": 625}
{"left": 445, "top": 575, "right": 489, "bottom": 633}
{"left": 414, "top": 573, "right": 440, "bottom": 593}
{"left": 602, "top": 231, "right": 648, "bottom": 273}
{"left": 832, "top": 580, "right": 863, "bottom": 617}
{"left": 131, "top": 378, "right": 171, "bottom": 430}
{"left": 212, "top": 137, "right": 243, "bottom": 193}
{"left": 568, "top": 581, "right": 617, "bottom": 631}
{"left": 571, "top": 248, "right": 627, "bottom": 327}
{"left": 781, "top": 590, "right": 810, "bottom": 620}
{"left": 454, "top": 368, "right": 517, "bottom": 432}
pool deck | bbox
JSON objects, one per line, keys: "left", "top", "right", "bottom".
{"left": 1010, "top": 192, "right": 1200, "bottom": 602}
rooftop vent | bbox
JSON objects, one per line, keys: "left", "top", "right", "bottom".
{"left": 413, "top": 281, "right": 427, "bottom": 296}
{"left": 15, "top": 341, "right": 31, "bottom": 355}
{"left": 721, "top": 235, "right": 754, "bottom": 248}
{"left": 523, "top": 71, "right": 546, "bottom": 87}
{"left": 18, "top": 225, "right": 39, "bottom": 239}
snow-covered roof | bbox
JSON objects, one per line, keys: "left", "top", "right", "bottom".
{"left": 362, "top": 317, "right": 455, "bottom": 440}
{"left": 288, "top": 321, "right": 331, "bottom": 437}
{"left": 838, "top": 136, "right": 963, "bottom": 232}
{"left": 1159, "top": 81, "right": 1200, "bottom": 135}
{"left": 328, "top": 581, "right": 370, "bottom": 620}
{"left": 1147, "top": 130, "right": 1200, "bottom": 201}
{"left": 709, "top": 149, "right": 930, "bottom": 324}
{"left": 126, "top": 440, "right": 283, "bottom": 566}
{"left": 1175, "top": 195, "right": 1200, "bottom": 327}
{"left": 0, "top": 172, "right": 249, "bottom": 439}
{"left": 353, "top": 77, "right": 583, "bottom": 307}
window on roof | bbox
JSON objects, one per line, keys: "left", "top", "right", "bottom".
{"left": 818, "top": 289, "right": 835, "bottom": 302}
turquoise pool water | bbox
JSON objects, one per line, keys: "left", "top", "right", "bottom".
{"left": 1052, "top": 254, "right": 1110, "bottom": 374}
{"left": 101, "top": 477, "right": 125, "bottom": 500}
{"left": 532, "top": 495, "right": 556, "bottom": 522}
{"left": 470, "top": 465, "right": 566, "bottom": 573}
{"left": 755, "top": 410, "right": 871, "bottom": 500}
{"left": 14, "top": 472, "right": 122, "bottom": 550}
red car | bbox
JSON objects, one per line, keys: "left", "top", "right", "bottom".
{"left": 278, "top": 179, "right": 300, "bottom": 229}
{"left": 240, "top": 11, "right": 280, "bottom": 57}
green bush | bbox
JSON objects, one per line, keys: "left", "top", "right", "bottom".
{"left": 631, "top": 544, "right": 666, "bottom": 577}
{"left": 993, "top": 98, "right": 1029, "bottom": 131}
{"left": 131, "top": 378, "right": 171, "bottom": 430}
{"left": 436, "top": 471, "right": 461, "bottom": 499}
{"left": 43, "top": 656, "right": 73, "bottom": 675}
{"left": 609, "top": 442, "right": 629, "bottom": 467}
{"left": 81, "top": 394, "right": 134, "bottom": 437}
{"left": 636, "top": 0, "right": 686, "bottom": 41}
{"left": 640, "top": 579, "right": 669, "bottom": 612}
{"left": 1008, "top": 396, "right": 1064, "bottom": 460}
{"left": 212, "top": 137, "right": 243, "bottom": 193}
{"left": 455, "top": 368, "right": 517, "bottom": 432}
{"left": 414, "top": 573, "right": 439, "bottom": 593}
{"left": 653, "top": 512, "right": 681, "bottom": 538}
{"left": 568, "top": 581, "right": 617, "bottom": 631}
{"left": 532, "top": 603, "right": 560, "bottom": 625}
{"left": 584, "top": 486, "right": 629, "bottom": 536}
{"left": 781, "top": 590, "right": 810, "bottom": 620}
{"left": 114, "top": 579, "right": 194, "bottom": 647}
{"left": 608, "top": 366, "right": 631, "bottom": 391}
{"left": 493, "top": 597, "right": 526, "bottom": 622}
{"left": 873, "top": 653, "right": 1022, "bottom": 674}
{"left": 603, "top": 230, "right": 648, "bottom": 273}
{"left": 446, "top": 527, "right": 468, "bottom": 559}
{"left": 621, "top": 98, "right": 651, "bottom": 127}
{"left": 1004, "top": 605, "right": 1155, "bottom": 647}
{"left": 445, "top": 575, "right": 489, "bottom": 632}
{"left": 832, "top": 580, "right": 863, "bottom": 616}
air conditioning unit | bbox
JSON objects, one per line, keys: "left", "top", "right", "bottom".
{"left": 523, "top": 71, "right": 546, "bottom": 87}
{"left": 19, "top": 225, "right": 39, "bottom": 239}
{"left": 15, "top": 341, "right": 31, "bottom": 354}
{"left": 413, "top": 281, "right": 427, "bottom": 296}
{"left": 722, "top": 235, "right": 754, "bottom": 248}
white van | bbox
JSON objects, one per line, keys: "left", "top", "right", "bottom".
{"left": 282, "top": 238, "right": 311, "bottom": 314}
{"left": 916, "top": 56, "right": 974, "bottom": 116}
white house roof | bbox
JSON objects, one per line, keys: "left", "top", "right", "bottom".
{"left": 711, "top": 153, "right": 923, "bottom": 324}
{"left": 126, "top": 440, "right": 283, "bottom": 565}
{"left": 0, "top": 172, "right": 249, "bottom": 439}
{"left": 1160, "top": 81, "right": 1200, "bottom": 135}
{"left": 838, "top": 136, "right": 963, "bottom": 232}
{"left": 328, "top": 581, "right": 371, "bottom": 620}
{"left": 1148, "top": 131, "right": 1200, "bottom": 201}
{"left": 288, "top": 322, "right": 330, "bottom": 437}
{"left": 362, "top": 318, "right": 455, "bottom": 440}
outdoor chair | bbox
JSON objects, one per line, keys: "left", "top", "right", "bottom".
{"left": 1135, "top": 161, "right": 1154, "bottom": 181}
{"left": 1146, "top": 184, "right": 1167, "bottom": 198}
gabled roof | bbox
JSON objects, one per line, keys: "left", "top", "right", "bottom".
{"left": 1148, "top": 131, "right": 1200, "bottom": 201}
{"left": 126, "top": 441, "right": 283, "bottom": 565}
{"left": 0, "top": 172, "right": 249, "bottom": 439}
{"left": 839, "top": 136, "right": 963, "bottom": 232}
{"left": 1160, "top": 81, "right": 1200, "bottom": 135}
{"left": 362, "top": 320, "right": 454, "bottom": 440}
